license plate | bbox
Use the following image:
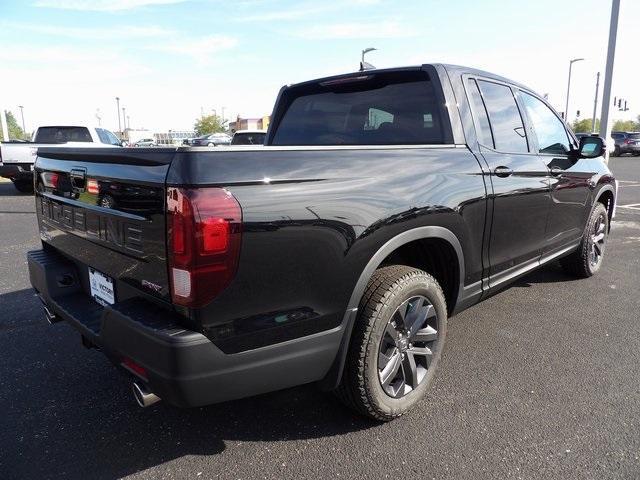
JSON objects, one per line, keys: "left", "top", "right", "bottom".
{"left": 88, "top": 267, "right": 115, "bottom": 306}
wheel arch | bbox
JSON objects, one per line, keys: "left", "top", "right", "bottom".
{"left": 319, "top": 226, "right": 465, "bottom": 390}
{"left": 594, "top": 184, "right": 615, "bottom": 228}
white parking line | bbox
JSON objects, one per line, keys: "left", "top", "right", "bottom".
{"left": 618, "top": 203, "right": 640, "bottom": 211}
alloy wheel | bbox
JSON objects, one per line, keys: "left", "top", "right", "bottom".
{"left": 590, "top": 212, "right": 607, "bottom": 267}
{"left": 378, "top": 295, "right": 439, "bottom": 398}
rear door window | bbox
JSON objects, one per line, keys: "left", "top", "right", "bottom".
{"left": 466, "top": 78, "right": 494, "bottom": 148}
{"left": 272, "top": 71, "right": 447, "bottom": 146}
{"left": 105, "top": 130, "right": 122, "bottom": 145}
{"left": 96, "top": 128, "right": 111, "bottom": 144}
{"left": 477, "top": 80, "right": 529, "bottom": 153}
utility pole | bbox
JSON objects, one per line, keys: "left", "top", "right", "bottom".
{"left": 564, "top": 58, "right": 584, "bottom": 121}
{"left": 221, "top": 106, "right": 226, "bottom": 123}
{"left": 127, "top": 115, "right": 130, "bottom": 130}
{"left": 115, "top": 97, "right": 121, "bottom": 136}
{"left": 591, "top": 72, "right": 600, "bottom": 132}
{"left": 599, "top": 0, "right": 620, "bottom": 164}
{"left": 18, "top": 105, "right": 26, "bottom": 137}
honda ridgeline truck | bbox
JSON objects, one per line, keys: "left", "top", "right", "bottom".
{"left": 28, "top": 65, "right": 616, "bottom": 421}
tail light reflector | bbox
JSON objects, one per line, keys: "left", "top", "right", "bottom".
{"left": 121, "top": 357, "right": 148, "bottom": 380}
{"left": 87, "top": 178, "right": 99, "bottom": 194}
{"left": 167, "top": 187, "right": 242, "bottom": 308}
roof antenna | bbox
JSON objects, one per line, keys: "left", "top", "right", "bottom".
{"left": 360, "top": 47, "right": 377, "bottom": 71}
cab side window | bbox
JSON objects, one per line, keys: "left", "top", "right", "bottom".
{"left": 477, "top": 80, "right": 529, "bottom": 153}
{"left": 520, "top": 92, "right": 571, "bottom": 155}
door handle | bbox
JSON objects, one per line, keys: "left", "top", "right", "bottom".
{"left": 494, "top": 166, "right": 513, "bottom": 178}
{"left": 550, "top": 166, "right": 563, "bottom": 176}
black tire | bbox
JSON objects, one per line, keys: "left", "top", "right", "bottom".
{"left": 12, "top": 179, "right": 34, "bottom": 194}
{"left": 560, "top": 203, "right": 609, "bottom": 278}
{"left": 613, "top": 146, "right": 620, "bottom": 157}
{"left": 335, "top": 265, "right": 447, "bottom": 421}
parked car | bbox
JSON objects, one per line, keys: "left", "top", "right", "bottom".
{"left": 611, "top": 131, "right": 640, "bottom": 156}
{"left": 190, "top": 133, "right": 232, "bottom": 147}
{"left": 29, "top": 64, "right": 616, "bottom": 421}
{"left": 133, "top": 138, "right": 157, "bottom": 147}
{"left": 231, "top": 130, "right": 267, "bottom": 145}
{"left": 0, "top": 125, "right": 121, "bottom": 193}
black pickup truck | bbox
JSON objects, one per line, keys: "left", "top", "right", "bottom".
{"left": 28, "top": 64, "right": 616, "bottom": 421}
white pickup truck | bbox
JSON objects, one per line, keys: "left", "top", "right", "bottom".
{"left": 0, "top": 125, "right": 121, "bottom": 193}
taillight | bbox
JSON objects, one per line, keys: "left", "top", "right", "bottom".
{"left": 41, "top": 171, "right": 60, "bottom": 189}
{"left": 167, "top": 187, "right": 242, "bottom": 308}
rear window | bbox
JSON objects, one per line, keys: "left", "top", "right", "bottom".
{"left": 35, "top": 127, "right": 92, "bottom": 143}
{"left": 271, "top": 71, "right": 447, "bottom": 146}
{"left": 477, "top": 80, "right": 528, "bottom": 153}
{"left": 629, "top": 133, "right": 640, "bottom": 139}
{"left": 232, "top": 132, "right": 266, "bottom": 145}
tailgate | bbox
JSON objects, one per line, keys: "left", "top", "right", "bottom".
{"left": 34, "top": 147, "right": 176, "bottom": 304}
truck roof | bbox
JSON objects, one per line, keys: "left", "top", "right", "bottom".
{"left": 286, "top": 63, "right": 534, "bottom": 95}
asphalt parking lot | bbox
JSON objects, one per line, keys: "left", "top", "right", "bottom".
{"left": 1, "top": 158, "right": 640, "bottom": 480}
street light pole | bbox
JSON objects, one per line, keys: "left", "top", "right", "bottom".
{"left": 18, "top": 105, "right": 26, "bottom": 136}
{"left": 115, "top": 97, "right": 121, "bottom": 135}
{"left": 599, "top": 0, "right": 621, "bottom": 164}
{"left": 122, "top": 107, "right": 127, "bottom": 139}
{"left": 564, "top": 57, "right": 584, "bottom": 122}
{"left": 591, "top": 72, "right": 600, "bottom": 133}
{"left": 360, "top": 47, "right": 377, "bottom": 71}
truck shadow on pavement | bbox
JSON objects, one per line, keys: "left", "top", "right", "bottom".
{"left": 2, "top": 262, "right": 575, "bottom": 479}
{"left": 0, "top": 288, "right": 377, "bottom": 480}
{"left": 0, "top": 182, "right": 26, "bottom": 197}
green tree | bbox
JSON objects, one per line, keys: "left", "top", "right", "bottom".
{"left": 612, "top": 119, "right": 637, "bottom": 132}
{"left": 194, "top": 114, "right": 225, "bottom": 136}
{"left": 1, "top": 110, "right": 27, "bottom": 141}
{"left": 572, "top": 118, "right": 599, "bottom": 133}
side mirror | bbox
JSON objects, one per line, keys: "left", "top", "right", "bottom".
{"left": 578, "top": 135, "right": 605, "bottom": 158}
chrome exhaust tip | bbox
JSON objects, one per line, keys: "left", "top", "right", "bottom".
{"left": 42, "top": 303, "right": 60, "bottom": 324}
{"left": 132, "top": 382, "right": 161, "bottom": 408}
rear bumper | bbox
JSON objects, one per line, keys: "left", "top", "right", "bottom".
{"left": 620, "top": 144, "right": 640, "bottom": 154}
{"left": 0, "top": 163, "right": 32, "bottom": 180}
{"left": 28, "top": 248, "right": 343, "bottom": 407}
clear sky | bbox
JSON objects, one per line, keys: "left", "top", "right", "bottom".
{"left": 0, "top": 0, "right": 638, "bottom": 133}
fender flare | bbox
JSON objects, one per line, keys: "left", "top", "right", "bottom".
{"left": 593, "top": 183, "right": 616, "bottom": 224}
{"left": 319, "top": 226, "right": 465, "bottom": 390}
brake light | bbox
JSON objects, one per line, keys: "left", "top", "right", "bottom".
{"left": 624, "top": 139, "right": 633, "bottom": 145}
{"left": 167, "top": 187, "right": 242, "bottom": 308}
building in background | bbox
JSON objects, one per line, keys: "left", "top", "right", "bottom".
{"left": 155, "top": 130, "right": 195, "bottom": 146}
{"left": 125, "top": 129, "right": 195, "bottom": 146}
{"left": 229, "top": 115, "right": 270, "bottom": 133}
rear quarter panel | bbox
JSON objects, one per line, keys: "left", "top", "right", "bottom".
{"left": 168, "top": 146, "right": 487, "bottom": 351}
